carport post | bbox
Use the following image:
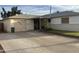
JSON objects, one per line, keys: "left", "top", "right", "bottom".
{"left": 39, "top": 17, "right": 41, "bottom": 30}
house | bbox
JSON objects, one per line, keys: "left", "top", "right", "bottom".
{"left": 2, "top": 11, "right": 79, "bottom": 33}
{"left": 3, "top": 14, "right": 39, "bottom": 32}
{"left": 42, "top": 11, "right": 79, "bottom": 31}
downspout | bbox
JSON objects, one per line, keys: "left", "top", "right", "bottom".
{"left": 39, "top": 17, "right": 41, "bottom": 30}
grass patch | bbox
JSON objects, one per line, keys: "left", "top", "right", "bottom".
{"left": 47, "top": 28, "right": 79, "bottom": 37}
{"left": 64, "top": 32, "right": 79, "bottom": 36}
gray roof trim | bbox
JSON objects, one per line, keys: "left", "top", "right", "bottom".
{"left": 7, "top": 14, "right": 39, "bottom": 19}
{"left": 41, "top": 11, "right": 79, "bottom": 18}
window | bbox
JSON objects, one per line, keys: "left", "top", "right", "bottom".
{"left": 61, "top": 17, "right": 69, "bottom": 24}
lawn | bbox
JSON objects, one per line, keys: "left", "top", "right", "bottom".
{"left": 47, "top": 29, "right": 79, "bottom": 37}
{"left": 64, "top": 32, "right": 79, "bottom": 36}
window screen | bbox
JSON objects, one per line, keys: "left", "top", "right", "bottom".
{"left": 61, "top": 17, "right": 69, "bottom": 24}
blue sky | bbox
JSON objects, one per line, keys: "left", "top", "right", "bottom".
{"left": 1, "top": 5, "right": 79, "bottom": 19}
{"left": 52, "top": 5, "right": 79, "bottom": 12}
{"left": 0, "top": 5, "right": 50, "bottom": 15}
{"left": 1, "top": 5, "right": 79, "bottom": 15}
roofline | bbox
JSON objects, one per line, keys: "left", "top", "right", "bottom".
{"left": 40, "top": 14, "right": 79, "bottom": 19}
{"left": 51, "top": 14, "right": 79, "bottom": 18}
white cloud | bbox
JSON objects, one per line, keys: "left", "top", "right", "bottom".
{"left": 52, "top": 5, "right": 79, "bottom": 12}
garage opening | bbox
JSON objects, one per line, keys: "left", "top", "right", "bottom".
{"left": 34, "top": 19, "right": 40, "bottom": 30}
{"left": 33, "top": 18, "right": 49, "bottom": 31}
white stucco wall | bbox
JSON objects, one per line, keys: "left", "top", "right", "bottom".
{"left": 69, "top": 16, "right": 79, "bottom": 24}
{"left": 4, "top": 19, "right": 34, "bottom": 32}
{"left": 25, "top": 20, "right": 34, "bottom": 31}
{"left": 51, "top": 16, "right": 79, "bottom": 31}
{"left": 12, "top": 19, "right": 26, "bottom": 32}
{"left": 4, "top": 20, "right": 11, "bottom": 32}
{"left": 11, "top": 19, "right": 34, "bottom": 32}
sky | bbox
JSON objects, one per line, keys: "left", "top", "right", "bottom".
{"left": 1, "top": 5, "right": 79, "bottom": 19}
{"left": 0, "top": 5, "right": 50, "bottom": 15}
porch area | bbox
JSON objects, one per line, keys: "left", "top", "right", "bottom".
{"left": 33, "top": 18, "right": 51, "bottom": 31}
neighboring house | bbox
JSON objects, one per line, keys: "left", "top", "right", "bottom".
{"left": 42, "top": 11, "right": 79, "bottom": 31}
{"left": 3, "top": 14, "right": 39, "bottom": 32}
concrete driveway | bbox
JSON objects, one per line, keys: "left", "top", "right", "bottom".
{"left": 0, "top": 31, "right": 79, "bottom": 53}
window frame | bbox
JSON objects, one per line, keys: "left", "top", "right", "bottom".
{"left": 61, "top": 17, "right": 69, "bottom": 24}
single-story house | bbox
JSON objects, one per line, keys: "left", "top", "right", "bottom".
{"left": 42, "top": 11, "right": 79, "bottom": 31}
{"left": 2, "top": 13, "right": 51, "bottom": 32}
{"left": 2, "top": 11, "right": 79, "bottom": 32}
{"left": 3, "top": 14, "right": 39, "bottom": 32}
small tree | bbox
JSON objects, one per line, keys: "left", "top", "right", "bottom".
{"left": 11, "top": 6, "right": 22, "bottom": 16}
{"left": 1, "top": 7, "right": 7, "bottom": 18}
{"left": 1, "top": 6, "right": 22, "bottom": 19}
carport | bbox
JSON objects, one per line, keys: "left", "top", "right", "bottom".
{"left": 33, "top": 17, "right": 51, "bottom": 31}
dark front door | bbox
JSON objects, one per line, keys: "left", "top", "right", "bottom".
{"left": 0, "top": 23, "right": 4, "bottom": 32}
{"left": 34, "top": 19, "right": 40, "bottom": 30}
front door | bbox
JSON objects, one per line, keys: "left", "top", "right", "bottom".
{"left": 0, "top": 23, "right": 4, "bottom": 32}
